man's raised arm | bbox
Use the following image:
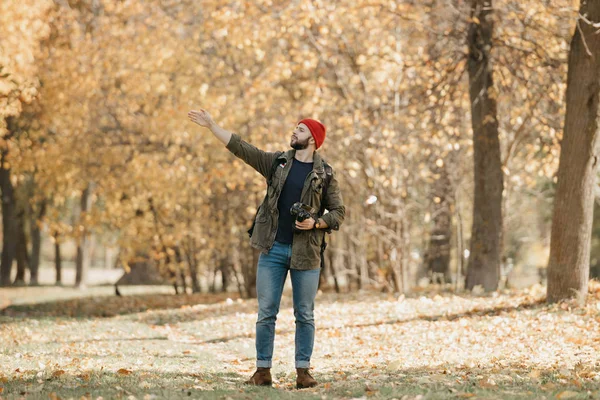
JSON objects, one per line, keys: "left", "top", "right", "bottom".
{"left": 188, "top": 108, "right": 279, "bottom": 179}
{"left": 188, "top": 108, "right": 232, "bottom": 145}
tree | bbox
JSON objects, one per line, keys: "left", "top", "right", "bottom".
{"left": 0, "top": 0, "right": 573, "bottom": 295}
{"left": 75, "top": 184, "right": 94, "bottom": 288}
{"left": 547, "top": 2, "right": 600, "bottom": 303}
{"left": 0, "top": 0, "right": 53, "bottom": 286}
{"left": 0, "top": 122, "right": 18, "bottom": 286}
{"left": 464, "top": 0, "right": 503, "bottom": 292}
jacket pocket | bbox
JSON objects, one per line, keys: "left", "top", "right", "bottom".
{"left": 256, "top": 204, "right": 268, "bottom": 223}
{"left": 309, "top": 228, "right": 325, "bottom": 247}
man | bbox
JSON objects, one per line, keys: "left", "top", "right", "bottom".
{"left": 187, "top": 108, "right": 345, "bottom": 388}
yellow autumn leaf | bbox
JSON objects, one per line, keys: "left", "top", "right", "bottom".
{"left": 117, "top": 368, "right": 132, "bottom": 375}
{"left": 528, "top": 369, "right": 542, "bottom": 379}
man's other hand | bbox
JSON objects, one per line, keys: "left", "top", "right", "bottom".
{"left": 295, "top": 217, "right": 316, "bottom": 230}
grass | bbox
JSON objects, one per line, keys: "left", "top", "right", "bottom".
{"left": 1, "top": 283, "right": 600, "bottom": 399}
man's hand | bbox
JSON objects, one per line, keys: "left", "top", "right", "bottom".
{"left": 187, "top": 108, "right": 232, "bottom": 145}
{"left": 188, "top": 108, "right": 215, "bottom": 128}
{"left": 295, "top": 217, "right": 316, "bottom": 230}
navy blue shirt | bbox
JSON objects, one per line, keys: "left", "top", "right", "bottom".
{"left": 275, "top": 159, "right": 314, "bottom": 244}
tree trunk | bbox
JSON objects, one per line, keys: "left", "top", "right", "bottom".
{"left": 331, "top": 233, "right": 343, "bottom": 293}
{"left": 208, "top": 254, "right": 218, "bottom": 293}
{"left": 359, "top": 240, "right": 369, "bottom": 288}
{"left": 454, "top": 191, "right": 465, "bottom": 290}
{"left": 547, "top": 2, "right": 600, "bottom": 303}
{"left": 173, "top": 247, "right": 187, "bottom": 293}
{"left": 14, "top": 209, "right": 29, "bottom": 285}
{"left": 328, "top": 243, "right": 341, "bottom": 293}
{"left": 29, "top": 200, "right": 46, "bottom": 286}
{"left": 348, "top": 236, "right": 360, "bottom": 290}
{"left": 210, "top": 267, "right": 217, "bottom": 293}
{"left": 401, "top": 234, "right": 410, "bottom": 293}
{"left": 426, "top": 164, "right": 452, "bottom": 284}
{"left": 220, "top": 255, "right": 231, "bottom": 292}
{"left": 390, "top": 247, "right": 402, "bottom": 293}
{"left": 75, "top": 238, "right": 89, "bottom": 288}
{"left": 399, "top": 219, "right": 411, "bottom": 293}
{"left": 75, "top": 184, "right": 94, "bottom": 288}
{"left": 231, "top": 249, "right": 245, "bottom": 297}
{"left": 235, "top": 245, "right": 256, "bottom": 298}
{"left": 179, "top": 269, "right": 187, "bottom": 294}
{"left": 55, "top": 236, "right": 62, "bottom": 285}
{"left": 245, "top": 248, "right": 258, "bottom": 298}
{"left": 465, "top": 0, "right": 503, "bottom": 292}
{"left": 183, "top": 244, "right": 201, "bottom": 293}
{"left": 0, "top": 148, "right": 17, "bottom": 287}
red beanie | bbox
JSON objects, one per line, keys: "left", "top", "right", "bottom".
{"left": 298, "top": 118, "right": 326, "bottom": 149}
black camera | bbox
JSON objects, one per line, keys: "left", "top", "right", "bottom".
{"left": 290, "top": 202, "right": 316, "bottom": 222}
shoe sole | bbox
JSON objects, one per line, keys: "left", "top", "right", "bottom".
{"left": 296, "top": 384, "right": 317, "bottom": 389}
{"left": 244, "top": 381, "right": 272, "bottom": 387}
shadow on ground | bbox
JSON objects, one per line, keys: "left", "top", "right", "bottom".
{"left": 1, "top": 364, "right": 596, "bottom": 400}
{"left": 197, "top": 296, "right": 546, "bottom": 344}
{"left": 0, "top": 287, "right": 547, "bottom": 331}
{"left": 0, "top": 292, "right": 240, "bottom": 319}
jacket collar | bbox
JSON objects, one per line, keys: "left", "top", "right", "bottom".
{"left": 278, "top": 149, "right": 325, "bottom": 173}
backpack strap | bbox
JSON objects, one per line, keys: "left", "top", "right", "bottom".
{"left": 267, "top": 151, "right": 285, "bottom": 186}
{"left": 318, "top": 162, "right": 334, "bottom": 217}
{"left": 318, "top": 161, "right": 334, "bottom": 269}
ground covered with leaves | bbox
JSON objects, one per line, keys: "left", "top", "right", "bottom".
{"left": 1, "top": 283, "right": 600, "bottom": 400}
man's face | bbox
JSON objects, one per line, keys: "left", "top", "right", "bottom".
{"left": 290, "top": 123, "right": 313, "bottom": 150}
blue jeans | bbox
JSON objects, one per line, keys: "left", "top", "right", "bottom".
{"left": 255, "top": 241, "right": 321, "bottom": 369}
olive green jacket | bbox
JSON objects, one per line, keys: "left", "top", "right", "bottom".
{"left": 226, "top": 133, "right": 345, "bottom": 270}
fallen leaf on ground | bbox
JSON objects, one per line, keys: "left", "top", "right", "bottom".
{"left": 478, "top": 377, "right": 496, "bottom": 388}
{"left": 556, "top": 391, "right": 579, "bottom": 399}
{"left": 528, "top": 370, "right": 542, "bottom": 379}
{"left": 117, "top": 368, "right": 132, "bottom": 375}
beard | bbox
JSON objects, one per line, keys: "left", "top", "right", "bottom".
{"left": 291, "top": 136, "right": 310, "bottom": 150}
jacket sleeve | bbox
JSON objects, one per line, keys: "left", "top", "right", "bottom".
{"left": 321, "top": 169, "right": 345, "bottom": 232}
{"left": 226, "top": 133, "right": 280, "bottom": 179}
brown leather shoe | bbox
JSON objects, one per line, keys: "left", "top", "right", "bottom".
{"left": 296, "top": 368, "right": 318, "bottom": 389}
{"left": 244, "top": 367, "right": 272, "bottom": 386}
